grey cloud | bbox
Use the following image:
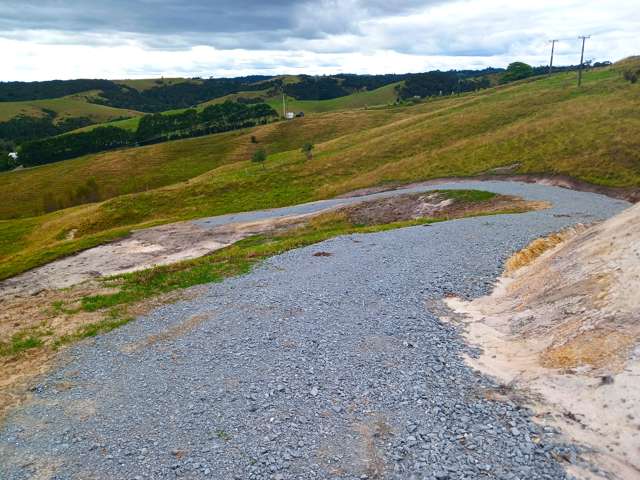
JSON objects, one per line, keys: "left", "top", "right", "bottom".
{"left": 0, "top": 0, "right": 446, "bottom": 50}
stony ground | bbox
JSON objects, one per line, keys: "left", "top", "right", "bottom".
{"left": 0, "top": 182, "right": 629, "bottom": 480}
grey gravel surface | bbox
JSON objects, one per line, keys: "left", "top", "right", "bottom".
{"left": 190, "top": 179, "right": 536, "bottom": 229}
{"left": 0, "top": 182, "right": 629, "bottom": 480}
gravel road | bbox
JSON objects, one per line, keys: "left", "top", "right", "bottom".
{"left": 0, "top": 182, "right": 629, "bottom": 480}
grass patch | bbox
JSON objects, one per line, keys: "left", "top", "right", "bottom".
{"left": 264, "top": 82, "right": 402, "bottom": 114}
{"left": 78, "top": 213, "right": 446, "bottom": 311}
{"left": 441, "top": 190, "right": 496, "bottom": 202}
{"left": 78, "top": 214, "right": 432, "bottom": 311}
{"left": 0, "top": 325, "right": 53, "bottom": 357}
{"left": 53, "top": 312, "right": 133, "bottom": 348}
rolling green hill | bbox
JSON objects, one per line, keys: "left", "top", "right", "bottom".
{"left": 0, "top": 64, "right": 638, "bottom": 280}
{"left": 265, "top": 82, "right": 401, "bottom": 114}
{"left": 0, "top": 91, "right": 142, "bottom": 123}
{"left": 114, "top": 78, "right": 199, "bottom": 91}
{"left": 68, "top": 81, "right": 402, "bottom": 135}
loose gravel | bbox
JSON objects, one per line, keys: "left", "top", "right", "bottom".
{"left": 0, "top": 182, "right": 629, "bottom": 480}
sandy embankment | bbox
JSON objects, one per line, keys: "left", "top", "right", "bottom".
{"left": 447, "top": 203, "right": 640, "bottom": 479}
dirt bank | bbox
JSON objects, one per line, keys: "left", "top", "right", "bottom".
{"left": 446, "top": 202, "right": 640, "bottom": 479}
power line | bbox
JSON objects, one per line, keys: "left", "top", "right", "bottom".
{"left": 548, "top": 39, "right": 559, "bottom": 76}
{"left": 577, "top": 35, "right": 590, "bottom": 87}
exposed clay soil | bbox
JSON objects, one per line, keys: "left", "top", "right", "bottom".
{"left": 446, "top": 202, "right": 640, "bottom": 479}
{"left": 0, "top": 214, "right": 312, "bottom": 298}
{"left": 342, "top": 191, "right": 544, "bottom": 225}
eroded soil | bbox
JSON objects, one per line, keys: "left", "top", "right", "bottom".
{"left": 446, "top": 202, "right": 640, "bottom": 479}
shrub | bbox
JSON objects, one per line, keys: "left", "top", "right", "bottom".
{"left": 251, "top": 148, "right": 267, "bottom": 169}
{"left": 500, "top": 62, "right": 534, "bottom": 84}
{"left": 301, "top": 142, "right": 314, "bottom": 161}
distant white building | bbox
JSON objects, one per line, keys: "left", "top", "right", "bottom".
{"left": 285, "top": 112, "right": 295, "bottom": 120}
{"left": 8, "top": 152, "right": 18, "bottom": 161}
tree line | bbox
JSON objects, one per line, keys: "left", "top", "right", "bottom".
{"left": 0, "top": 77, "right": 278, "bottom": 112}
{"left": 398, "top": 62, "right": 595, "bottom": 100}
{"left": 17, "top": 101, "right": 278, "bottom": 167}
{"left": 398, "top": 71, "right": 491, "bottom": 99}
{"left": 0, "top": 110, "right": 94, "bottom": 144}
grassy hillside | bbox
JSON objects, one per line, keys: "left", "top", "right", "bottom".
{"left": 71, "top": 81, "right": 401, "bottom": 135}
{"left": 0, "top": 108, "right": 406, "bottom": 219}
{"left": 0, "top": 91, "right": 142, "bottom": 123}
{"left": 199, "top": 90, "right": 269, "bottom": 108}
{"left": 0, "top": 66, "right": 638, "bottom": 280}
{"left": 265, "top": 82, "right": 401, "bottom": 114}
{"left": 114, "top": 78, "right": 198, "bottom": 91}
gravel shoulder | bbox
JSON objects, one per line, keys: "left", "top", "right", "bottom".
{"left": 0, "top": 182, "right": 629, "bottom": 480}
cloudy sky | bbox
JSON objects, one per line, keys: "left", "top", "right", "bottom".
{"left": 0, "top": 0, "right": 637, "bottom": 81}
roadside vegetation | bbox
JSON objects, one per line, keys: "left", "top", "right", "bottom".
{"left": 0, "top": 65, "right": 638, "bottom": 281}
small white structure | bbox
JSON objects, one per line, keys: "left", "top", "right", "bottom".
{"left": 285, "top": 112, "right": 295, "bottom": 120}
{"left": 8, "top": 152, "right": 18, "bottom": 161}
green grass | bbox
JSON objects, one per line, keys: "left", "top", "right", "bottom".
{"left": 53, "top": 312, "right": 133, "bottom": 347}
{"left": 442, "top": 190, "right": 497, "bottom": 202}
{"left": 73, "top": 81, "right": 400, "bottom": 135}
{"left": 70, "top": 115, "right": 143, "bottom": 133}
{"left": 0, "top": 66, "right": 638, "bottom": 281}
{"left": 0, "top": 129, "right": 251, "bottom": 219}
{"left": 0, "top": 109, "right": 403, "bottom": 220}
{"left": 265, "top": 82, "right": 402, "bottom": 114}
{"left": 0, "top": 325, "right": 53, "bottom": 357}
{"left": 114, "top": 77, "right": 198, "bottom": 91}
{"left": 0, "top": 91, "right": 143, "bottom": 123}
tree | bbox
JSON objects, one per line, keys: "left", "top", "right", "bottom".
{"left": 252, "top": 148, "right": 267, "bottom": 169}
{"left": 500, "top": 62, "right": 534, "bottom": 83}
{"left": 301, "top": 142, "right": 314, "bottom": 161}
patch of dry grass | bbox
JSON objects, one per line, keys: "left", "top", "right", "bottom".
{"left": 541, "top": 329, "right": 635, "bottom": 370}
{"left": 504, "top": 225, "right": 588, "bottom": 274}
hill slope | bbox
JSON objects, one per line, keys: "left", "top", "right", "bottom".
{"left": 0, "top": 66, "right": 638, "bottom": 280}
{"left": 0, "top": 91, "right": 142, "bottom": 123}
{"left": 67, "top": 81, "right": 403, "bottom": 136}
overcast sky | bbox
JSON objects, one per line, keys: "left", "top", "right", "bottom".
{"left": 0, "top": 0, "right": 637, "bottom": 81}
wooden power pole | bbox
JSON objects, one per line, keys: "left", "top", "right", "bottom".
{"left": 548, "top": 39, "right": 558, "bottom": 76}
{"left": 577, "top": 35, "right": 590, "bottom": 86}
